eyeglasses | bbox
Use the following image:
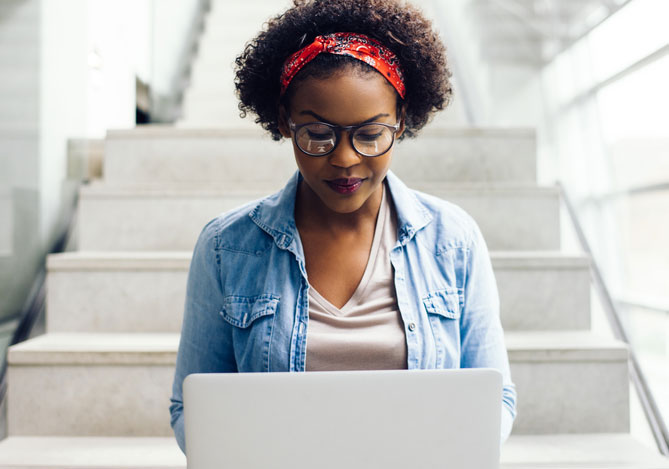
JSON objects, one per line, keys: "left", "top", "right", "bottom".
{"left": 287, "top": 118, "right": 401, "bottom": 157}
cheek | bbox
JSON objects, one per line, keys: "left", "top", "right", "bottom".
{"left": 294, "top": 152, "right": 324, "bottom": 178}
{"left": 369, "top": 153, "right": 393, "bottom": 178}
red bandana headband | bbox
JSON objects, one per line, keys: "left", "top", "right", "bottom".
{"left": 279, "top": 32, "right": 406, "bottom": 99}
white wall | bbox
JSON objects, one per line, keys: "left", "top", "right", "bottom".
{"left": 4, "top": 0, "right": 201, "bottom": 261}
{"left": 39, "top": 0, "right": 89, "bottom": 246}
{"left": 0, "top": 0, "right": 157, "bottom": 322}
{"left": 38, "top": 0, "right": 152, "bottom": 245}
{"left": 83, "top": 0, "right": 151, "bottom": 136}
{"left": 1, "top": 0, "right": 205, "bottom": 324}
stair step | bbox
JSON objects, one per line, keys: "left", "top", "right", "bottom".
{"left": 0, "top": 436, "right": 186, "bottom": 468}
{"left": 46, "top": 251, "right": 191, "bottom": 334}
{"left": 103, "top": 126, "right": 536, "bottom": 185}
{"left": 507, "top": 330, "right": 629, "bottom": 434}
{"left": 501, "top": 433, "right": 669, "bottom": 468}
{"left": 492, "top": 251, "right": 590, "bottom": 330}
{"left": 191, "top": 48, "right": 252, "bottom": 68}
{"left": 7, "top": 333, "right": 178, "bottom": 437}
{"left": 189, "top": 61, "right": 246, "bottom": 88}
{"left": 178, "top": 108, "right": 258, "bottom": 128}
{"left": 77, "top": 182, "right": 560, "bottom": 251}
{"left": 203, "top": 11, "right": 268, "bottom": 28}
{"left": 0, "top": 434, "right": 665, "bottom": 468}
{"left": 6, "top": 331, "right": 627, "bottom": 436}
{"left": 45, "top": 251, "right": 589, "bottom": 333}
{"left": 197, "top": 28, "right": 263, "bottom": 52}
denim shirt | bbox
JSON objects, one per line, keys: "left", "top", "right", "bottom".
{"left": 170, "top": 170, "right": 517, "bottom": 455}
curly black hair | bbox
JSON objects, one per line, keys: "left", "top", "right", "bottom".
{"left": 234, "top": 0, "right": 452, "bottom": 141}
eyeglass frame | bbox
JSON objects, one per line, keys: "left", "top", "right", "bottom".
{"left": 286, "top": 117, "right": 402, "bottom": 157}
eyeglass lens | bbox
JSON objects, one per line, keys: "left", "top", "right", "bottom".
{"left": 295, "top": 123, "right": 395, "bottom": 156}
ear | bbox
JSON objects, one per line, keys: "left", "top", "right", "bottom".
{"left": 277, "top": 105, "right": 292, "bottom": 139}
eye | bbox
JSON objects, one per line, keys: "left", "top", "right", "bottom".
{"left": 356, "top": 131, "right": 383, "bottom": 142}
{"left": 306, "top": 129, "right": 334, "bottom": 140}
{"left": 301, "top": 123, "right": 333, "bottom": 140}
{"left": 355, "top": 124, "right": 387, "bottom": 142}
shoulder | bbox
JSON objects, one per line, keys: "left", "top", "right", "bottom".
{"left": 196, "top": 196, "right": 274, "bottom": 255}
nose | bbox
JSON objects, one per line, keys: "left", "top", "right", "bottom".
{"left": 328, "top": 131, "right": 362, "bottom": 168}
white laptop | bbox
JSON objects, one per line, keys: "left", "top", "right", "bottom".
{"left": 183, "top": 368, "right": 502, "bottom": 469}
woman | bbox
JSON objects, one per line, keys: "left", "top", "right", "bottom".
{"left": 170, "top": 0, "right": 516, "bottom": 454}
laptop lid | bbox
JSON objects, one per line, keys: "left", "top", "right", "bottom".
{"left": 184, "top": 368, "right": 502, "bottom": 469}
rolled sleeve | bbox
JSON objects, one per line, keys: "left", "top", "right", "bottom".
{"left": 459, "top": 223, "right": 517, "bottom": 445}
{"left": 169, "top": 219, "right": 237, "bottom": 455}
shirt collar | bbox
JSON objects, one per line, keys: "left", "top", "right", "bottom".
{"left": 249, "top": 169, "right": 433, "bottom": 251}
{"left": 384, "top": 170, "right": 433, "bottom": 244}
{"left": 248, "top": 170, "right": 301, "bottom": 252}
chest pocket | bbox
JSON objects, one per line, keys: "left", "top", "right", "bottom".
{"left": 220, "top": 294, "right": 280, "bottom": 372}
{"left": 220, "top": 294, "right": 279, "bottom": 328}
{"left": 422, "top": 290, "right": 461, "bottom": 320}
{"left": 422, "top": 289, "right": 461, "bottom": 368}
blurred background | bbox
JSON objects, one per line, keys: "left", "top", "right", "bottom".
{"left": 0, "top": 0, "right": 667, "bottom": 452}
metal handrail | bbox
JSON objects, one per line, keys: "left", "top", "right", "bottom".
{"left": 558, "top": 181, "right": 669, "bottom": 456}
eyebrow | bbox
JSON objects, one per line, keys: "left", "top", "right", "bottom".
{"left": 298, "top": 110, "right": 390, "bottom": 125}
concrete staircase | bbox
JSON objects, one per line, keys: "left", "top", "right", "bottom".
{"left": 0, "top": 124, "right": 667, "bottom": 467}
{"left": 1, "top": 0, "right": 668, "bottom": 467}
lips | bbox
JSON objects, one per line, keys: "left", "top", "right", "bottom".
{"left": 325, "top": 178, "right": 365, "bottom": 194}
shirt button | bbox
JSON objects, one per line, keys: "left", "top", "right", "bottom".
{"left": 408, "top": 322, "right": 416, "bottom": 332}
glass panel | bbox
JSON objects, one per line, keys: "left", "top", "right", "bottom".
{"left": 589, "top": 0, "right": 669, "bottom": 82}
{"left": 620, "top": 304, "right": 669, "bottom": 425}
{"left": 613, "top": 191, "right": 669, "bottom": 301}
{"left": 605, "top": 189, "right": 669, "bottom": 426}
{"left": 597, "top": 55, "right": 669, "bottom": 188}
{"left": 536, "top": 0, "right": 669, "bottom": 444}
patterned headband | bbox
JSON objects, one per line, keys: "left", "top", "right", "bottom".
{"left": 279, "top": 32, "right": 406, "bottom": 99}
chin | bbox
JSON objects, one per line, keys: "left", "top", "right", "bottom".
{"left": 322, "top": 197, "right": 365, "bottom": 214}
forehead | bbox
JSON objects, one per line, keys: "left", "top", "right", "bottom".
{"left": 288, "top": 71, "right": 398, "bottom": 125}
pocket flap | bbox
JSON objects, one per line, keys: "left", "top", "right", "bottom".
{"left": 220, "top": 294, "right": 279, "bottom": 328}
{"left": 422, "top": 290, "right": 461, "bottom": 319}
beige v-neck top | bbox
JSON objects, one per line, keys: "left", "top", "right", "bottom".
{"left": 305, "top": 184, "right": 408, "bottom": 371}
